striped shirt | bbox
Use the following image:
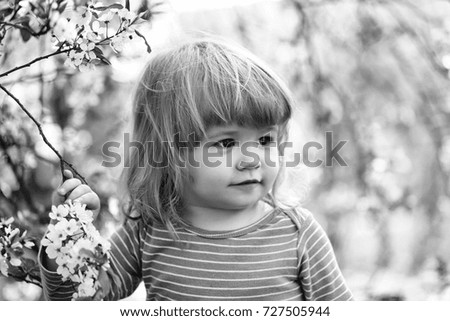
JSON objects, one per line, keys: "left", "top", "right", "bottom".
{"left": 40, "top": 207, "right": 353, "bottom": 301}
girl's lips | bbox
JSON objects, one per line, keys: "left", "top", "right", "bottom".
{"left": 231, "top": 179, "right": 261, "bottom": 186}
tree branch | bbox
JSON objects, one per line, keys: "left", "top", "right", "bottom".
{"left": 7, "top": 272, "right": 42, "bottom": 288}
{"left": 0, "top": 84, "right": 87, "bottom": 185}
{"left": 0, "top": 136, "right": 40, "bottom": 214}
{"left": 0, "top": 48, "right": 71, "bottom": 78}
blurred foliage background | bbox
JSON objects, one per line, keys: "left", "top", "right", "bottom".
{"left": 1, "top": 0, "right": 450, "bottom": 300}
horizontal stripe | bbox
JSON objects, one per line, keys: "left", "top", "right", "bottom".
{"left": 39, "top": 206, "right": 353, "bottom": 301}
{"left": 145, "top": 260, "right": 297, "bottom": 274}
{"left": 149, "top": 233, "right": 299, "bottom": 248}
{"left": 146, "top": 266, "right": 297, "bottom": 282}
{"left": 148, "top": 284, "right": 300, "bottom": 300}
{"left": 144, "top": 243, "right": 298, "bottom": 257}
{"left": 142, "top": 252, "right": 297, "bottom": 265}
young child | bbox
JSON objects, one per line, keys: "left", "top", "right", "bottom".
{"left": 40, "top": 38, "right": 353, "bottom": 301}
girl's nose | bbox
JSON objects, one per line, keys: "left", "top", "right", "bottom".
{"left": 236, "top": 145, "right": 262, "bottom": 170}
{"left": 237, "top": 158, "right": 261, "bottom": 170}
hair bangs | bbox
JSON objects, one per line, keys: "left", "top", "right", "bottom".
{"left": 199, "top": 77, "right": 292, "bottom": 132}
{"left": 185, "top": 42, "right": 293, "bottom": 139}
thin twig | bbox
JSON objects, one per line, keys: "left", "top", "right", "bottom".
{"left": 1, "top": 67, "right": 69, "bottom": 86}
{"left": 0, "top": 84, "right": 87, "bottom": 185}
{"left": 7, "top": 272, "right": 42, "bottom": 288}
{"left": 0, "top": 136, "right": 40, "bottom": 214}
{"left": 0, "top": 48, "right": 71, "bottom": 78}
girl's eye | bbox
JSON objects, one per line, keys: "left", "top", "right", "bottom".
{"left": 214, "top": 139, "right": 236, "bottom": 148}
{"left": 259, "top": 135, "right": 274, "bottom": 146}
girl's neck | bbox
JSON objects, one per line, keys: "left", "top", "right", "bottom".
{"left": 181, "top": 201, "right": 273, "bottom": 232}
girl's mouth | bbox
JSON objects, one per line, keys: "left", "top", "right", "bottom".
{"left": 232, "top": 179, "right": 261, "bottom": 186}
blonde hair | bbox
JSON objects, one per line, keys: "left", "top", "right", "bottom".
{"left": 122, "top": 38, "right": 295, "bottom": 232}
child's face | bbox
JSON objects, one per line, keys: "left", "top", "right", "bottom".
{"left": 182, "top": 124, "right": 281, "bottom": 212}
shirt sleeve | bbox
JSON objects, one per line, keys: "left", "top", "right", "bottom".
{"left": 39, "top": 218, "right": 143, "bottom": 301}
{"left": 296, "top": 208, "right": 353, "bottom": 301}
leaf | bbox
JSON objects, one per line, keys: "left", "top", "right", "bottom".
{"left": 95, "top": 3, "right": 124, "bottom": 11}
{"left": 6, "top": 264, "right": 27, "bottom": 280}
{"left": 73, "top": 295, "right": 94, "bottom": 301}
{"left": 20, "top": 257, "right": 37, "bottom": 273}
{"left": 20, "top": 26, "right": 32, "bottom": 42}
{"left": 125, "top": 0, "right": 130, "bottom": 11}
{"left": 106, "top": 268, "right": 122, "bottom": 290}
{"left": 9, "top": 228, "right": 20, "bottom": 243}
{"left": 94, "top": 252, "right": 109, "bottom": 265}
{"left": 93, "top": 47, "right": 104, "bottom": 56}
{"left": 58, "top": 1, "right": 68, "bottom": 13}
{"left": 93, "top": 268, "right": 110, "bottom": 300}
{"left": 134, "top": 29, "right": 151, "bottom": 53}
{"left": 12, "top": 16, "right": 30, "bottom": 24}
{"left": 2, "top": 217, "right": 14, "bottom": 225}
{"left": 95, "top": 53, "right": 111, "bottom": 66}
{"left": 137, "top": 10, "right": 152, "bottom": 21}
{"left": 11, "top": 245, "right": 24, "bottom": 256}
{"left": 0, "top": 2, "right": 12, "bottom": 11}
{"left": 79, "top": 248, "right": 95, "bottom": 259}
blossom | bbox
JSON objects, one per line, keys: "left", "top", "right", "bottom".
{"left": 1, "top": 217, "right": 36, "bottom": 278}
{"left": 71, "top": 201, "right": 88, "bottom": 214}
{"left": 17, "top": 0, "right": 32, "bottom": 16}
{"left": 52, "top": 18, "right": 77, "bottom": 43}
{"left": 23, "top": 240, "right": 34, "bottom": 249}
{"left": 73, "top": 7, "right": 93, "bottom": 27}
{"left": 9, "top": 257, "right": 21, "bottom": 267}
{"left": 76, "top": 209, "right": 94, "bottom": 224}
{"left": 64, "top": 50, "right": 84, "bottom": 69}
{"left": 77, "top": 277, "right": 96, "bottom": 297}
{"left": 55, "top": 253, "right": 69, "bottom": 265}
{"left": 0, "top": 217, "right": 14, "bottom": 226}
{"left": 86, "top": 21, "right": 104, "bottom": 41}
{"left": 79, "top": 62, "right": 96, "bottom": 73}
{"left": 110, "top": 33, "right": 128, "bottom": 52}
{"left": 43, "top": 199, "right": 111, "bottom": 300}
{"left": 49, "top": 204, "right": 69, "bottom": 220}
{"left": 8, "top": 228, "right": 20, "bottom": 240}
{"left": 64, "top": 219, "right": 80, "bottom": 236}
{"left": 117, "top": 8, "right": 135, "bottom": 23}
{"left": 70, "top": 274, "right": 81, "bottom": 283}
{"left": 57, "top": 261, "right": 74, "bottom": 279}
{"left": 79, "top": 39, "right": 96, "bottom": 60}
{"left": 42, "top": 224, "right": 65, "bottom": 248}
{"left": 97, "top": 11, "right": 115, "bottom": 23}
{"left": 45, "top": 243, "right": 65, "bottom": 259}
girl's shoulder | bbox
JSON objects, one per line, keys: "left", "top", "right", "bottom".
{"left": 278, "top": 205, "right": 315, "bottom": 231}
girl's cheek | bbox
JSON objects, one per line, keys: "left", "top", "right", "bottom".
{"left": 263, "top": 147, "right": 280, "bottom": 168}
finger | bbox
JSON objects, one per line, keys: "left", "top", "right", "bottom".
{"left": 73, "top": 192, "right": 100, "bottom": 210}
{"left": 66, "top": 185, "right": 92, "bottom": 201}
{"left": 57, "top": 178, "right": 82, "bottom": 196}
{"left": 92, "top": 288, "right": 104, "bottom": 301}
{"left": 52, "top": 191, "right": 66, "bottom": 206}
{"left": 63, "top": 170, "right": 74, "bottom": 180}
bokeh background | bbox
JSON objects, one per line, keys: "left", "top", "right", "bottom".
{"left": 1, "top": 0, "right": 450, "bottom": 300}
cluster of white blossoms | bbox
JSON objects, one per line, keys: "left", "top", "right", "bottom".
{"left": 0, "top": 217, "right": 34, "bottom": 277}
{"left": 48, "top": 1, "right": 140, "bottom": 71}
{"left": 12, "top": 0, "right": 146, "bottom": 71}
{"left": 41, "top": 200, "right": 111, "bottom": 300}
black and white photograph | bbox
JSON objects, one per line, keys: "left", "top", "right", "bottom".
{"left": 0, "top": 0, "right": 449, "bottom": 317}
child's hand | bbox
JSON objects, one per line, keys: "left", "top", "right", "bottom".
{"left": 52, "top": 170, "right": 101, "bottom": 220}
